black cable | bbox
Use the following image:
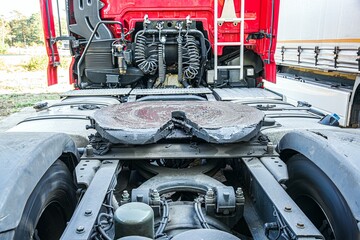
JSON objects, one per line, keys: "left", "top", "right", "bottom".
{"left": 204, "top": 38, "right": 212, "bottom": 55}
{"left": 194, "top": 198, "right": 210, "bottom": 229}
{"left": 266, "top": 207, "right": 293, "bottom": 240}
{"left": 155, "top": 199, "right": 170, "bottom": 238}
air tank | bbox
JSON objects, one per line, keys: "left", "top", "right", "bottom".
{"left": 114, "top": 202, "right": 154, "bottom": 239}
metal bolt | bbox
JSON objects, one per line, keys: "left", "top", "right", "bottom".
{"left": 267, "top": 142, "right": 274, "bottom": 154}
{"left": 122, "top": 190, "right": 130, "bottom": 201}
{"left": 296, "top": 222, "right": 305, "bottom": 229}
{"left": 85, "top": 144, "right": 94, "bottom": 157}
{"left": 151, "top": 189, "right": 160, "bottom": 202}
{"left": 76, "top": 226, "right": 85, "bottom": 234}
{"left": 84, "top": 209, "right": 92, "bottom": 216}
{"left": 205, "top": 188, "right": 215, "bottom": 204}
{"left": 284, "top": 206, "right": 292, "bottom": 212}
{"left": 152, "top": 189, "right": 159, "bottom": 196}
{"left": 206, "top": 188, "right": 214, "bottom": 198}
{"left": 235, "top": 187, "right": 243, "bottom": 197}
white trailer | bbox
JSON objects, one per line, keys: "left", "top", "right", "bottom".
{"left": 265, "top": 0, "right": 360, "bottom": 127}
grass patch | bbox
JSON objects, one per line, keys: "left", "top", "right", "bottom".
{"left": 0, "top": 93, "right": 59, "bottom": 117}
{"left": 60, "top": 56, "right": 72, "bottom": 69}
{"left": 0, "top": 59, "right": 7, "bottom": 71}
{"left": 22, "top": 55, "right": 48, "bottom": 71}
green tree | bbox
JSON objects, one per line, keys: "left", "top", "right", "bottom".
{"left": 0, "top": 16, "right": 11, "bottom": 53}
{"left": 7, "top": 11, "right": 43, "bottom": 47}
{"left": 27, "top": 13, "right": 43, "bottom": 46}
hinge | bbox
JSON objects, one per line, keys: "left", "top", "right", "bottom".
{"left": 246, "top": 31, "right": 271, "bottom": 41}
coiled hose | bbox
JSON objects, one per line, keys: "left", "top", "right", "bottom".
{"left": 183, "top": 35, "right": 200, "bottom": 81}
{"left": 177, "top": 35, "right": 190, "bottom": 88}
{"left": 158, "top": 43, "right": 166, "bottom": 84}
{"left": 134, "top": 33, "right": 158, "bottom": 75}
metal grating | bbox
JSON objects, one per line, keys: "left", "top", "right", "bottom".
{"left": 213, "top": 88, "right": 282, "bottom": 101}
{"left": 130, "top": 88, "right": 212, "bottom": 95}
{"left": 60, "top": 89, "right": 131, "bottom": 97}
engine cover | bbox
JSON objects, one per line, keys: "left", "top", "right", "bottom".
{"left": 93, "top": 101, "right": 264, "bottom": 144}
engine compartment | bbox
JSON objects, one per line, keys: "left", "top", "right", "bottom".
{"left": 54, "top": 0, "right": 279, "bottom": 89}
{"left": 76, "top": 15, "right": 265, "bottom": 89}
{"left": 82, "top": 17, "right": 206, "bottom": 88}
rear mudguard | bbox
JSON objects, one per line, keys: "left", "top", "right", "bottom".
{"left": 0, "top": 132, "right": 79, "bottom": 233}
{"left": 278, "top": 130, "right": 360, "bottom": 224}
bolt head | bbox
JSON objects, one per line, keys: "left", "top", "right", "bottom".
{"left": 206, "top": 188, "right": 214, "bottom": 197}
{"left": 296, "top": 222, "right": 305, "bottom": 229}
{"left": 266, "top": 142, "right": 274, "bottom": 154}
{"left": 76, "top": 226, "right": 85, "bottom": 233}
{"left": 284, "top": 206, "right": 292, "bottom": 212}
{"left": 235, "top": 187, "right": 243, "bottom": 196}
{"left": 84, "top": 209, "right": 92, "bottom": 216}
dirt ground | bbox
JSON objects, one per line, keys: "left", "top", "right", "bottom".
{"left": 0, "top": 48, "right": 73, "bottom": 119}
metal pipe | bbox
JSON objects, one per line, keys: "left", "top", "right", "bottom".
{"left": 177, "top": 35, "right": 185, "bottom": 86}
{"left": 158, "top": 43, "right": 166, "bottom": 84}
{"left": 267, "top": 0, "right": 275, "bottom": 64}
{"left": 76, "top": 21, "right": 124, "bottom": 88}
{"left": 214, "top": 0, "right": 218, "bottom": 81}
{"left": 56, "top": 0, "right": 62, "bottom": 36}
{"left": 45, "top": 0, "right": 55, "bottom": 66}
{"left": 240, "top": 0, "right": 245, "bottom": 80}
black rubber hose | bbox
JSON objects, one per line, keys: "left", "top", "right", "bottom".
{"left": 177, "top": 35, "right": 183, "bottom": 85}
{"left": 155, "top": 200, "right": 169, "bottom": 238}
{"left": 135, "top": 29, "right": 207, "bottom": 85}
{"left": 135, "top": 29, "right": 206, "bottom": 61}
{"left": 158, "top": 43, "right": 166, "bottom": 84}
{"left": 194, "top": 200, "right": 210, "bottom": 229}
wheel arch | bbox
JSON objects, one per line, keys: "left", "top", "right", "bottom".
{"left": 277, "top": 130, "right": 360, "bottom": 226}
{"left": 0, "top": 132, "right": 79, "bottom": 233}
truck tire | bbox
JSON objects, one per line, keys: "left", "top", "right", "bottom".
{"left": 286, "top": 154, "right": 358, "bottom": 240}
{"left": 13, "top": 160, "right": 76, "bottom": 240}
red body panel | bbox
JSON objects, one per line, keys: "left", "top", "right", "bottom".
{"left": 40, "top": 0, "right": 279, "bottom": 85}
{"left": 100, "top": 0, "right": 279, "bottom": 82}
{"left": 39, "top": 0, "right": 60, "bottom": 86}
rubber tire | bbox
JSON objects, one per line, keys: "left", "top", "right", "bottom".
{"left": 13, "top": 160, "right": 76, "bottom": 240}
{"left": 286, "top": 154, "right": 358, "bottom": 240}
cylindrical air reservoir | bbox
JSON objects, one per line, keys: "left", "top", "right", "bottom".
{"left": 114, "top": 202, "right": 154, "bottom": 239}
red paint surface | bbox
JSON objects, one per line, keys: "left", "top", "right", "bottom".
{"left": 39, "top": 0, "right": 60, "bottom": 86}
{"left": 100, "top": 0, "right": 279, "bottom": 82}
{"left": 40, "top": 0, "right": 279, "bottom": 84}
